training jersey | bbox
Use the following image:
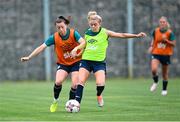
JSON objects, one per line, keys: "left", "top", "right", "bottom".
{"left": 44, "top": 28, "right": 82, "bottom": 65}
{"left": 151, "top": 27, "right": 175, "bottom": 56}
{"left": 82, "top": 27, "right": 108, "bottom": 61}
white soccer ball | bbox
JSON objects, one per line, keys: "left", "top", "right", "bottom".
{"left": 65, "top": 100, "right": 80, "bottom": 113}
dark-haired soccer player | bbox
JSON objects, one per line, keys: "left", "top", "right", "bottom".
{"left": 21, "top": 16, "right": 86, "bottom": 112}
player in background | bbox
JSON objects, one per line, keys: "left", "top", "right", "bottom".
{"left": 21, "top": 16, "right": 86, "bottom": 112}
{"left": 148, "top": 16, "right": 176, "bottom": 96}
{"left": 71, "top": 11, "right": 146, "bottom": 107}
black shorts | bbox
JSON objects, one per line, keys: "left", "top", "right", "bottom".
{"left": 151, "top": 54, "right": 171, "bottom": 65}
{"left": 79, "top": 60, "right": 106, "bottom": 73}
{"left": 57, "top": 61, "right": 80, "bottom": 73}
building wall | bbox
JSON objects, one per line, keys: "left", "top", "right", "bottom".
{"left": 0, "top": 0, "right": 179, "bottom": 81}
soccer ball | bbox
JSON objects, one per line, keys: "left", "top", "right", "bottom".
{"left": 65, "top": 100, "right": 80, "bottom": 113}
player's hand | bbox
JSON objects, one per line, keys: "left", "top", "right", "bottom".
{"left": 162, "top": 34, "right": 168, "bottom": 43}
{"left": 137, "top": 32, "right": 146, "bottom": 37}
{"left": 162, "top": 38, "right": 169, "bottom": 43}
{"left": 148, "top": 46, "right": 153, "bottom": 54}
{"left": 21, "top": 57, "right": 30, "bottom": 62}
{"left": 71, "top": 47, "right": 78, "bottom": 58}
{"left": 76, "top": 49, "right": 84, "bottom": 57}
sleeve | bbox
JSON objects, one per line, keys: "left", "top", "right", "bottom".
{"left": 169, "top": 32, "right": 175, "bottom": 41}
{"left": 151, "top": 30, "right": 155, "bottom": 39}
{"left": 44, "top": 34, "right": 55, "bottom": 46}
{"left": 74, "top": 30, "right": 82, "bottom": 43}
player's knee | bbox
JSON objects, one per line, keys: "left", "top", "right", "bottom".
{"left": 152, "top": 69, "right": 157, "bottom": 75}
{"left": 96, "top": 81, "right": 105, "bottom": 86}
{"left": 162, "top": 74, "right": 168, "bottom": 80}
{"left": 78, "top": 78, "right": 86, "bottom": 85}
{"left": 71, "top": 83, "right": 77, "bottom": 89}
{"left": 55, "top": 80, "right": 63, "bottom": 86}
{"left": 77, "top": 81, "right": 85, "bottom": 86}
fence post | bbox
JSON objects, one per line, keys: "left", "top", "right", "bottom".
{"left": 43, "top": 0, "right": 51, "bottom": 81}
{"left": 127, "top": 0, "right": 134, "bottom": 78}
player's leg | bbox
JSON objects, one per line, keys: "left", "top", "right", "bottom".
{"left": 75, "top": 67, "right": 90, "bottom": 104}
{"left": 50, "top": 65, "right": 69, "bottom": 112}
{"left": 69, "top": 71, "right": 78, "bottom": 99}
{"left": 161, "top": 55, "right": 171, "bottom": 96}
{"left": 94, "top": 70, "right": 105, "bottom": 107}
{"left": 93, "top": 61, "right": 106, "bottom": 107}
{"left": 161, "top": 64, "right": 169, "bottom": 96}
{"left": 54, "top": 69, "right": 68, "bottom": 100}
{"left": 150, "top": 57, "right": 160, "bottom": 92}
{"left": 69, "top": 62, "right": 80, "bottom": 100}
{"left": 75, "top": 60, "right": 91, "bottom": 104}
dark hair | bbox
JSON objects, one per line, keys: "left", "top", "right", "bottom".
{"left": 55, "top": 16, "right": 70, "bottom": 25}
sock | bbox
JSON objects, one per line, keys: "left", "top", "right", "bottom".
{"left": 96, "top": 86, "right": 105, "bottom": 96}
{"left": 54, "top": 84, "right": 62, "bottom": 100}
{"left": 162, "top": 80, "right": 168, "bottom": 90}
{"left": 75, "top": 85, "right": 84, "bottom": 103}
{"left": 153, "top": 75, "right": 158, "bottom": 83}
{"left": 69, "top": 87, "right": 76, "bottom": 100}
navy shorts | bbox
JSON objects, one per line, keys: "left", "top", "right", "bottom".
{"left": 57, "top": 61, "right": 80, "bottom": 73}
{"left": 79, "top": 60, "right": 106, "bottom": 73}
{"left": 151, "top": 54, "right": 171, "bottom": 65}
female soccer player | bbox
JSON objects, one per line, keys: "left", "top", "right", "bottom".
{"left": 71, "top": 11, "right": 146, "bottom": 107}
{"left": 148, "top": 16, "right": 176, "bottom": 96}
{"left": 21, "top": 16, "right": 86, "bottom": 112}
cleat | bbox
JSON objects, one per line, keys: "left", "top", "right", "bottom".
{"left": 97, "top": 95, "right": 104, "bottom": 107}
{"left": 161, "top": 90, "right": 167, "bottom": 96}
{"left": 150, "top": 83, "right": 158, "bottom": 92}
{"left": 50, "top": 100, "right": 58, "bottom": 112}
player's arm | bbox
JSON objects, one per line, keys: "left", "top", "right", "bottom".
{"left": 148, "top": 39, "right": 154, "bottom": 54}
{"left": 163, "top": 36, "right": 176, "bottom": 47}
{"left": 21, "top": 35, "right": 54, "bottom": 62}
{"left": 21, "top": 43, "right": 47, "bottom": 62}
{"left": 162, "top": 31, "right": 176, "bottom": 47}
{"left": 106, "top": 30, "right": 146, "bottom": 38}
{"left": 75, "top": 37, "right": 86, "bottom": 50}
{"left": 163, "top": 32, "right": 176, "bottom": 47}
{"left": 71, "top": 31, "right": 86, "bottom": 57}
{"left": 163, "top": 39, "right": 176, "bottom": 47}
{"left": 71, "top": 37, "right": 86, "bottom": 57}
{"left": 147, "top": 30, "right": 155, "bottom": 54}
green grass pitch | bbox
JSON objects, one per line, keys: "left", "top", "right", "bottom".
{"left": 0, "top": 78, "right": 180, "bottom": 121}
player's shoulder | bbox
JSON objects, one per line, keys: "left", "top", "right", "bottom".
{"left": 167, "top": 29, "right": 172, "bottom": 33}
{"left": 85, "top": 28, "right": 91, "bottom": 35}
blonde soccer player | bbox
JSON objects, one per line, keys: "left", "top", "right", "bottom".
{"left": 148, "top": 16, "right": 176, "bottom": 96}
{"left": 71, "top": 11, "right": 146, "bottom": 108}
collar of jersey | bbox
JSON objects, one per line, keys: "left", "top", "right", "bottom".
{"left": 160, "top": 28, "right": 168, "bottom": 33}
{"left": 86, "top": 27, "right": 102, "bottom": 36}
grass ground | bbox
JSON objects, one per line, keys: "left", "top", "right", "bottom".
{"left": 0, "top": 78, "right": 180, "bottom": 121}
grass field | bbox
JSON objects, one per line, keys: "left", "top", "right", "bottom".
{"left": 0, "top": 78, "right": 180, "bottom": 121}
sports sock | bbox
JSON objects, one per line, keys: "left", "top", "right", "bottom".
{"left": 54, "top": 84, "right": 62, "bottom": 100}
{"left": 153, "top": 75, "right": 158, "bottom": 83}
{"left": 75, "top": 85, "right": 84, "bottom": 103}
{"left": 96, "top": 86, "right": 105, "bottom": 96}
{"left": 162, "top": 80, "right": 168, "bottom": 90}
{"left": 69, "top": 87, "right": 76, "bottom": 100}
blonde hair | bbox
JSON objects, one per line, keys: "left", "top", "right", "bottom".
{"left": 87, "top": 11, "right": 97, "bottom": 20}
{"left": 90, "top": 15, "right": 102, "bottom": 23}
{"left": 160, "top": 16, "right": 171, "bottom": 29}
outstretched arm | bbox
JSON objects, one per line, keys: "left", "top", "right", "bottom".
{"left": 107, "top": 30, "right": 146, "bottom": 38}
{"left": 21, "top": 43, "right": 47, "bottom": 62}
